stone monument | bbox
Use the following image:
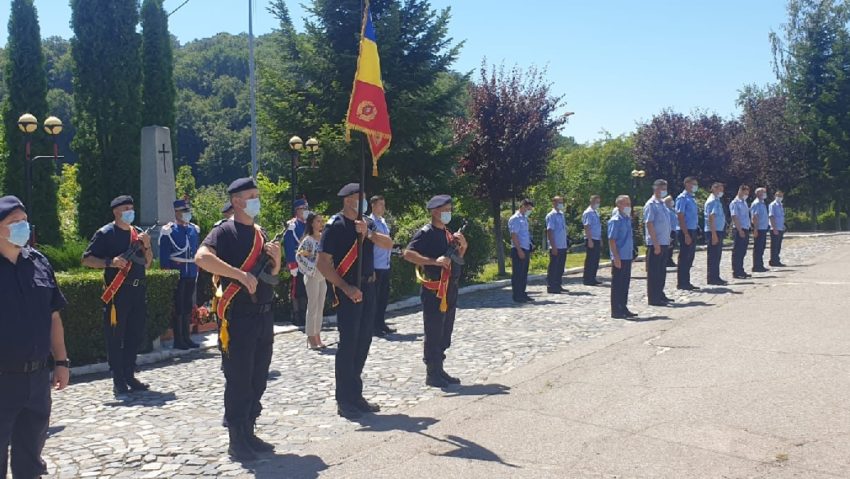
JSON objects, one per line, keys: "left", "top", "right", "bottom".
{"left": 140, "top": 125, "right": 175, "bottom": 258}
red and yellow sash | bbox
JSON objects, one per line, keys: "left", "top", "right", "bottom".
{"left": 416, "top": 228, "right": 454, "bottom": 313}
{"left": 101, "top": 226, "right": 139, "bottom": 327}
{"left": 332, "top": 241, "right": 360, "bottom": 306}
{"left": 216, "top": 226, "right": 265, "bottom": 354}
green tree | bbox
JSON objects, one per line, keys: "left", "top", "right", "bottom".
{"left": 175, "top": 164, "right": 197, "bottom": 200}
{"left": 141, "top": 0, "right": 176, "bottom": 131}
{"left": 456, "top": 64, "right": 568, "bottom": 275}
{"left": 71, "top": 0, "right": 143, "bottom": 236}
{"left": 259, "top": 0, "right": 467, "bottom": 213}
{"left": 771, "top": 0, "right": 850, "bottom": 228}
{"left": 2, "top": 0, "right": 61, "bottom": 244}
{"left": 57, "top": 163, "right": 80, "bottom": 241}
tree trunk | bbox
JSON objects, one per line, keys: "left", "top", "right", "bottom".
{"left": 492, "top": 198, "right": 506, "bottom": 276}
{"left": 811, "top": 205, "right": 818, "bottom": 231}
{"left": 836, "top": 202, "right": 842, "bottom": 231}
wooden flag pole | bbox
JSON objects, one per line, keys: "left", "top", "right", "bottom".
{"left": 356, "top": 133, "right": 367, "bottom": 290}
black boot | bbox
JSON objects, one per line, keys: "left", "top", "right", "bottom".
{"left": 244, "top": 419, "right": 275, "bottom": 453}
{"left": 183, "top": 313, "right": 200, "bottom": 348}
{"left": 227, "top": 424, "right": 258, "bottom": 461}
{"left": 439, "top": 364, "right": 461, "bottom": 385}
{"left": 425, "top": 363, "right": 448, "bottom": 388}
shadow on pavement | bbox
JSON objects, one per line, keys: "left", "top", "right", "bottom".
{"left": 443, "top": 383, "right": 511, "bottom": 397}
{"left": 241, "top": 453, "right": 328, "bottom": 479}
{"left": 699, "top": 287, "right": 741, "bottom": 295}
{"left": 437, "top": 434, "right": 520, "bottom": 468}
{"left": 566, "top": 291, "right": 593, "bottom": 296}
{"left": 354, "top": 413, "right": 439, "bottom": 434}
{"left": 627, "top": 315, "right": 671, "bottom": 322}
{"left": 669, "top": 300, "right": 710, "bottom": 308}
{"left": 47, "top": 425, "right": 65, "bottom": 438}
{"left": 383, "top": 332, "right": 424, "bottom": 342}
{"left": 105, "top": 390, "right": 177, "bottom": 408}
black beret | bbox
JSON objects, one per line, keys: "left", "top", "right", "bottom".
{"left": 0, "top": 195, "right": 25, "bottom": 222}
{"left": 221, "top": 200, "right": 233, "bottom": 214}
{"left": 173, "top": 199, "right": 190, "bottom": 210}
{"left": 227, "top": 177, "right": 258, "bottom": 195}
{"left": 110, "top": 195, "right": 134, "bottom": 209}
{"left": 293, "top": 199, "right": 308, "bottom": 209}
{"left": 426, "top": 195, "right": 452, "bottom": 210}
{"left": 337, "top": 183, "right": 361, "bottom": 197}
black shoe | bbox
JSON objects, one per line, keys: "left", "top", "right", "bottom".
{"left": 667, "top": 262, "right": 677, "bottom": 268}
{"left": 186, "top": 339, "right": 201, "bottom": 349}
{"left": 112, "top": 384, "right": 131, "bottom": 398}
{"left": 523, "top": 295, "right": 535, "bottom": 302}
{"left": 624, "top": 310, "right": 639, "bottom": 318}
{"left": 775, "top": 262, "right": 787, "bottom": 267}
{"left": 752, "top": 267, "right": 769, "bottom": 273}
{"left": 228, "top": 426, "right": 258, "bottom": 461}
{"left": 593, "top": 280, "right": 603, "bottom": 286}
{"left": 426, "top": 364, "right": 449, "bottom": 388}
{"left": 245, "top": 421, "right": 275, "bottom": 453}
{"left": 513, "top": 297, "right": 528, "bottom": 303}
{"left": 677, "top": 285, "right": 700, "bottom": 291}
{"left": 611, "top": 312, "right": 627, "bottom": 319}
{"left": 373, "top": 329, "right": 388, "bottom": 338}
{"left": 383, "top": 326, "right": 397, "bottom": 334}
{"left": 661, "top": 296, "right": 675, "bottom": 302}
{"left": 337, "top": 403, "right": 363, "bottom": 420}
{"left": 126, "top": 378, "right": 150, "bottom": 392}
{"left": 173, "top": 341, "right": 190, "bottom": 350}
{"left": 354, "top": 397, "right": 381, "bottom": 413}
{"left": 439, "top": 368, "right": 461, "bottom": 385}
{"left": 707, "top": 279, "right": 728, "bottom": 286}
{"left": 648, "top": 301, "right": 670, "bottom": 307}
{"left": 547, "top": 289, "right": 562, "bottom": 294}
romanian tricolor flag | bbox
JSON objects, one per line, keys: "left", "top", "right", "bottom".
{"left": 345, "top": 0, "right": 392, "bottom": 176}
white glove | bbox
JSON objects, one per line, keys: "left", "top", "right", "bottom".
{"left": 289, "top": 268, "right": 299, "bottom": 277}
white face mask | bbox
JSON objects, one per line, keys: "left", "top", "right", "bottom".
{"left": 524, "top": 209, "right": 533, "bottom": 217}
{"left": 622, "top": 207, "right": 632, "bottom": 216}
{"left": 440, "top": 211, "right": 452, "bottom": 225}
{"left": 592, "top": 203, "right": 600, "bottom": 210}
{"left": 659, "top": 190, "right": 668, "bottom": 198}
{"left": 244, "top": 198, "right": 261, "bottom": 218}
{"left": 690, "top": 185, "right": 699, "bottom": 193}
{"left": 776, "top": 196, "right": 783, "bottom": 203}
{"left": 300, "top": 209, "right": 309, "bottom": 221}
{"left": 715, "top": 191, "right": 724, "bottom": 199}
{"left": 759, "top": 193, "right": 766, "bottom": 200}
{"left": 556, "top": 203, "right": 564, "bottom": 212}
{"left": 180, "top": 212, "right": 192, "bottom": 223}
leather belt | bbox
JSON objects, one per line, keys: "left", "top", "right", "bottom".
{"left": 0, "top": 360, "right": 48, "bottom": 374}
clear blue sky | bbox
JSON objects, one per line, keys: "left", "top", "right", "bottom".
{"left": 0, "top": 0, "right": 788, "bottom": 143}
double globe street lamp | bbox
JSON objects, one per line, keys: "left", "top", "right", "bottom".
{"left": 18, "top": 113, "right": 65, "bottom": 244}
{"left": 288, "top": 135, "right": 320, "bottom": 214}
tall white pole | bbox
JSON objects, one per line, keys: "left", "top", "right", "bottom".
{"left": 248, "top": 0, "right": 259, "bottom": 178}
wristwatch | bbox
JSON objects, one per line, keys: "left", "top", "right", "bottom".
{"left": 54, "top": 359, "right": 71, "bottom": 368}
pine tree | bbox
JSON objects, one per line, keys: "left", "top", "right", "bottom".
{"left": 141, "top": 0, "right": 176, "bottom": 130}
{"left": 2, "top": 0, "right": 61, "bottom": 244}
{"left": 71, "top": 0, "right": 142, "bottom": 236}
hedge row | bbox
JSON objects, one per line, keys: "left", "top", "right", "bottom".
{"left": 55, "top": 269, "right": 179, "bottom": 365}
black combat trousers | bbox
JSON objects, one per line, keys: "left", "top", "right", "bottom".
{"left": 222, "top": 306, "right": 274, "bottom": 426}
{"left": 173, "top": 277, "right": 197, "bottom": 343}
{"left": 646, "top": 244, "right": 668, "bottom": 304}
{"left": 0, "top": 368, "right": 50, "bottom": 478}
{"left": 335, "top": 278, "right": 376, "bottom": 405}
{"left": 546, "top": 248, "right": 567, "bottom": 292}
{"left": 610, "top": 259, "right": 632, "bottom": 315}
{"left": 290, "top": 274, "right": 308, "bottom": 326}
{"left": 103, "top": 282, "right": 147, "bottom": 389}
{"left": 583, "top": 239, "right": 601, "bottom": 285}
{"left": 731, "top": 230, "right": 750, "bottom": 277}
{"left": 752, "top": 229, "right": 768, "bottom": 270}
{"left": 373, "top": 269, "right": 391, "bottom": 333}
{"left": 510, "top": 248, "right": 530, "bottom": 300}
{"left": 706, "top": 231, "right": 726, "bottom": 283}
{"left": 770, "top": 230, "right": 785, "bottom": 266}
{"left": 421, "top": 281, "right": 459, "bottom": 365}
{"left": 676, "top": 229, "right": 698, "bottom": 288}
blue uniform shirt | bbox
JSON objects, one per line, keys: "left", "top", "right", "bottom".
{"left": 508, "top": 211, "right": 531, "bottom": 250}
{"left": 675, "top": 191, "right": 699, "bottom": 230}
{"left": 0, "top": 247, "right": 67, "bottom": 362}
{"left": 643, "top": 196, "right": 671, "bottom": 246}
{"left": 370, "top": 213, "right": 391, "bottom": 270}
{"left": 607, "top": 210, "right": 634, "bottom": 261}
{"left": 750, "top": 199, "right": 769, "bottom": 230}
{"left": 769, "top": 200, "right": 785, "bottom": 231}
{"left": 158, "top": 222, "right": 200, "bottom": 278}
{"left": 729, "top": 197, "right": 752, "bottom": 229}
{"left": 582, "top": 206, "right": 602, "bottom": 240}
{"left": 283, "top": 218, "right": 307, "bottom": 271}
{"left": 545, "top": 209, "right": 568, "bottom": 249}
{"left": 667, "top": 207, "right": 679, "bottom": 232}
{"left": 703, "top": 194, "right": 726, "bottom": 233}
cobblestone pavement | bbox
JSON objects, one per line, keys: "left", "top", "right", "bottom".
{"left": 37, "top": 234, "right": 848, "bottom": 478}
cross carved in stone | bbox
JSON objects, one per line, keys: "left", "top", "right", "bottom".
{"left": 158, "top": 143, "right": 171, "bottom": 174}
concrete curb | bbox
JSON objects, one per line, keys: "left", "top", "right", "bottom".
{"left": 72, "top": 231, "right": 844, "bottom": 377}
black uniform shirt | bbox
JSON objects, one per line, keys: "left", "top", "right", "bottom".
{"left": 83, "top": 223, "right": 147, "bottom": 283}
{"left": 0, "top": 247, "right": 67, "bottom": 362}
{"left": 201, "top": 219, "right": 274, "bottom": 306}
{"left": 407, "top": 223, "right": 462, "bottom": 280}
{"left": 319, "top": 213, "right": 376, "bottom": 283}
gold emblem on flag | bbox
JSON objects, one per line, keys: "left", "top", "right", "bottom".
{"left": 356, "top": 100, "right": 378, "bottom": 122}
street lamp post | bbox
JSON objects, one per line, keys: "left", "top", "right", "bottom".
{"left": 288, "top": 135, "right": 320, "bottom": 214}
{"left": 630, "top": 169, "right": 645, "bottom": 257}
{"left": 17, "top": 113, "right": 64, "bottom": 244}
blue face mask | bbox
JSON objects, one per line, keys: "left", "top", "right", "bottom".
{"left": 180, "top": 212, "right": 193, "bottom": 223}
{"left": 6, "top": 220, "right": 30, "bottom": 247}
{"left": 440, "top": 211, "right": 452, "bottom": 225}
{"left": 361, "top": 198, "right": 369, "bottom": 213}
{"left": 121, "top": 210, "right": 135, "bottom": 225}
{"left": 244, "top": 198, "right": 261, "bottom": 218}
